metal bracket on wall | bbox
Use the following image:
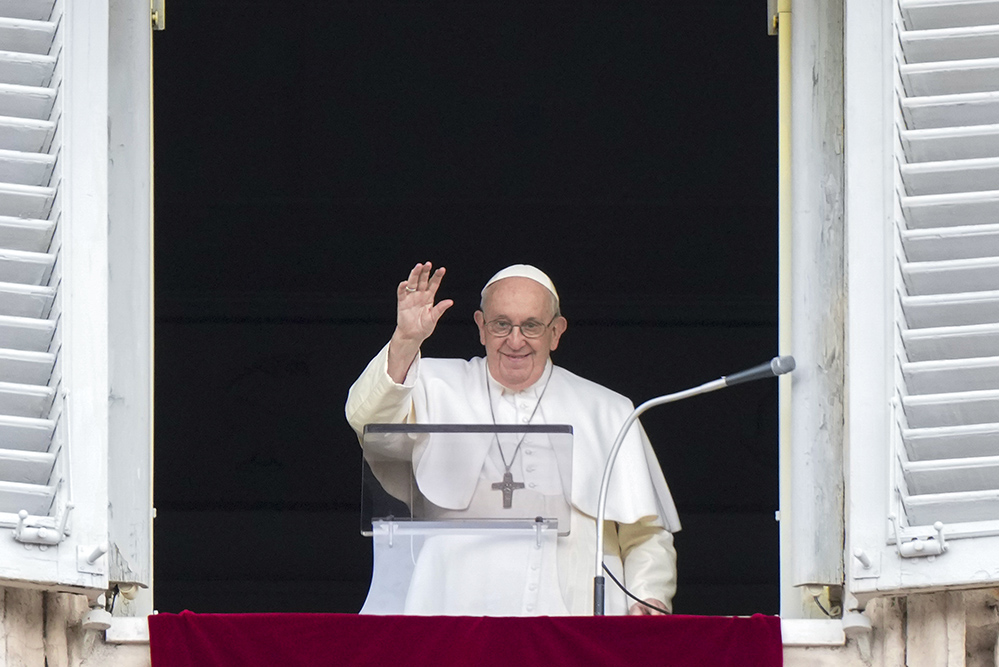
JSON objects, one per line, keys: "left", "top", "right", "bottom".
{"left": 152, "top": 0, "right": 165, "bottom": 30}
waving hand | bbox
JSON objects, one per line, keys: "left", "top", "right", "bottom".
{"left": 387, "top": 262, "right": 453, "bottom": 382}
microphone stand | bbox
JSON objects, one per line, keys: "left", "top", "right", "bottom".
{"left": 592, "top": 356, "right": 795, "bottom": 615}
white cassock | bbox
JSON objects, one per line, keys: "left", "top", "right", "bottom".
{"left": 346, "top": 343, "right": 681, "bottom": 616}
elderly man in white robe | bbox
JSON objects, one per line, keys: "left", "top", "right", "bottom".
{"left": 346, "top": 262, "right": 680, "bottom": 616}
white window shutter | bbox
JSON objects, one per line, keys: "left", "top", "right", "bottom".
{"left": 847, "top": 0, "right": 999, "bottom": 600}
{"left": 0, "top": 0, "right": 113, "bottom": 592}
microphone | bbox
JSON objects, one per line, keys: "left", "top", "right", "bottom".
{"left": 592, "top": 355, "right": 796, "bottom": 615}
{"left": 724, "top": 355, "right": 796, "bottom": 387}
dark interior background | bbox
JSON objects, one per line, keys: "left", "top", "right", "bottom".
{"left": 152, "top": 2, "right": 779, "bottom": 615}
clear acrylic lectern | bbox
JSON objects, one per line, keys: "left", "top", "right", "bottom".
{"left": 359, "top": 424, "right": 573, "bottom": 615}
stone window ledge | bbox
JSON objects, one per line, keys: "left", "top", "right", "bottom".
{"left": 105, "top": 617, "right": 848, "bottom": 647}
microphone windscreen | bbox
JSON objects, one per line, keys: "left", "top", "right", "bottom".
{"left": 771, "top": 356, "right": 796, "bottom": 375}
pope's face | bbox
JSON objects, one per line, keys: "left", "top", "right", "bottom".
{"left": 474, "top": 277, "right": 567, "bottom": 392}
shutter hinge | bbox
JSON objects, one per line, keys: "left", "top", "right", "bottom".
{"left": 890, "top": 516, "right": 948, "bottom": 559}
{"left": 14, "top": 504, "right": 73, "bottom": 546}
{"left": 152, "top": 0, "right": 165, "bottom": 31}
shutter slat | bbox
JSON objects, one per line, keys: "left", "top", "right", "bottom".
{"left": 0, "top": 281, "right": 53, "bottom": 318}
{"left": 0, "top": 116, "right": 54, "bottom": 153}
{"left": 904, "top": 455, "right": 999, "bottom": 494}
{"left": 901, "top": 156, "right": 999, "bottom": 194}
{"left": 0, "top": 414, "right": 54, "bottom": 452}
{"left": 0, "top": 148, "right": 53, "bottom": 186}
{"left": 902, "top": 91, "right": 999, "bottom": 129}
{"left": 0, "top": 247, "right": 52, "bottom": 285}
{"left": 902, "top": 389, "right": 999, "bottom": 427}
{"left": 901, "top": 255, "right": 999, "bottom": 294}
{"left": 900, "top": 0, "right": 999, "bottom": 31}
{"left": 0, "top": 17, "right": 55, "bottom": 56}
{"left": 902, "top": 290, "right": 999, "bottom": 328}
{"left": 903, "top": 322, "right": 999, "bottom": 361}
{"left": 901, "top": 58, "right": 999, "bottom": 96}
{"left": 903, "top": 422, "right": 999, "bottom": 460}
{"left": 902, "top": 355, "right": 999, "bottom": 393}
{"left": 902, "top": 124, "right": 999, "bottom": 162}
{"left": 0, "top": 348, "right": 52, "bottom": 384}
{"left": 0, "top": 315, "right": 53, "bottom": 351}
{"left": 0, "top": 0, "right": 56, "bottom": 22}
{"left": 901, "top": 189, "right": 999, "bottom": 228}
{"left": 0, "top": 50, "right": 55, "bottom": 87}
{"left": 902, "top": 488, "right": 999, "bottom": 524}
{"left": 0, "top": 379, "right": 52, "bottom": 417}
{"left": 0, "top": 446, "right": 53, "bottom": 484}
{"left": 900, "top": 25, "right": 999, "bottom": 63}
{"left": 0, "top": 182, "right": 54, "bottom": 218}
{"left": 0, "top": 215, "right": 53, "bottom": 252}
{"left": 0, "top": 479, "right": 53, "bottom": 515}
{"left": 0, "top": 83, "right": 55, "bottom": 121}
{"left": 902, "top": 223, "right": 999, "bottom": 260}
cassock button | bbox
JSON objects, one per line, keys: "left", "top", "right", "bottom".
{"left": 521, "top": 417, "right": 529, "bottom": 423}
{"left": 528, "top": 584, "right": 538, "bottom": 591}
{"left": 528, "top": 482, "right": 537, "bottom": 488}
{"left": 525, "top": 449, "right": 533, "bottom": 455}
{"left": 526, "top": 465, "right": 536, "bottom": 472}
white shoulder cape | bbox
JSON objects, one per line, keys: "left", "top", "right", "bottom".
{"left": 406, "top": 356, "right": 681, "bottom": 531}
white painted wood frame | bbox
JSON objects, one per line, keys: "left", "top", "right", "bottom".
{"left": 107, "top": 0, "right": 154, "bottom": 608}
{"left": 784, "top": 0, "right": 847, "bottom": 621}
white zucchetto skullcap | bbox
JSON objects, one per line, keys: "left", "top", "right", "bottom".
{"left": 481, "top": 264, "right": 559, "bottom": 304}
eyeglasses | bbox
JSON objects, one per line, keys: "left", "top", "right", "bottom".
{"left": 484, "top": 315, "right": 556, "bottom": 339}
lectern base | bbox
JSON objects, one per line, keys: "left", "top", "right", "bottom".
{"left": 361, "top": 519, "right": 566, "bottom": 616}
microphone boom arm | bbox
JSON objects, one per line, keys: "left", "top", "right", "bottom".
{"left": 592, "top": 355, "right": 794, "bottom": 615}
{"left": 592, "top": 378, "right": 726, "bottom": 615}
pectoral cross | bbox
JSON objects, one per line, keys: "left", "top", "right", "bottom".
{"left": 492, "top": 471, "right": 525, "bottom": 509}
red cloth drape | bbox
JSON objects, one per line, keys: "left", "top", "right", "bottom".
{"left": 148, "top": 612, "right": 783, "bottom": 667}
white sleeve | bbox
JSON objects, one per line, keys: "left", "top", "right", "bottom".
{"left": 345, "top": 343, "right": 421, "bottom": 438}
{"left": 618, "top": 519, "right": 678, "bottom": 612}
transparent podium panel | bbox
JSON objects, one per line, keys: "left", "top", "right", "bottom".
{"left": 361, "top": 424, "right": 573, "bottom": 534}
{"left": 359, "top": 424, "right": 574, "bottom": 615}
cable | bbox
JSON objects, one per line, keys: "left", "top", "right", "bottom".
{"left": 601, "top": 563, "right": 670, "bottom": 615}
{"left": 812, "top": 593, "right": 833, "bottom": 618}
{"left": 105, "top": 585, "right": 120, "bottom": 614}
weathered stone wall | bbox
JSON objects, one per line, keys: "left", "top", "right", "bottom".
{"left": 786, "top": 591, "right": 999, "bottom": 667}
{"left": 0, "top": 588, "right": 148, "bottom": 667}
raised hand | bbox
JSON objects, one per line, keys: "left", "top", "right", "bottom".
{"left": 395, "top": 262, "right": 454, "bottom": 343}
{"left": 387, "top": 262, "right": 454, "bottom": 383}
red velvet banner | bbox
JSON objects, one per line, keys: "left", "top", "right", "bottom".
{"left": 149, "top": 612, "right": 783, "bottom": 667}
